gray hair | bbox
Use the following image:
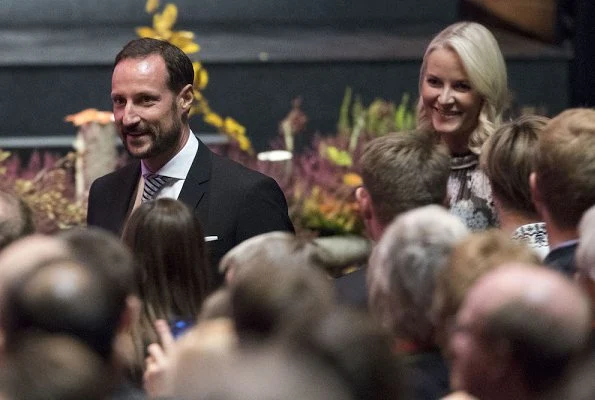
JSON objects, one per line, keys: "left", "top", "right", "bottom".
{"left": 367, "top": 205, "right": 469, "bottom": 345}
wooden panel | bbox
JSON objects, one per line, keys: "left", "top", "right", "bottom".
{"left": 465, "top": 0, "right": 556, "bottom": 41}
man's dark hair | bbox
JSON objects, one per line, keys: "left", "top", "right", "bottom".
{"left": 0, "top": 191, "right": 35, "bottom": 251}
{"left": 1, "top": 258, "right": 128, "bottom": 360}
{"left": 114, "top": 37, "right": 194, "bottom": 94}
{"left": 59, "top": 226, "right": 139, "bottom": 296}
{"left": 360, "top": 129, "right": 450, "bottom": 225}
{"left": 0, "top": 332, "right": 110, "bottom": 400}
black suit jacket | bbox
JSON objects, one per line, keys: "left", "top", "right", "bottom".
{"left": 87, "top": 138, "right": 294, "bottom": 278}
{"left": 543, "top": 242, "right": 578, "bottom": 277}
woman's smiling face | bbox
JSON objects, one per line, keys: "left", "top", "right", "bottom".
{"left": 421, "top": 47, "right": 483, "bottom": 152}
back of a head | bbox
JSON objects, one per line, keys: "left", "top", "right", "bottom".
{"left": 470, "top": 265, "right": 592, "bottom": 395}
{"left": 546, "top": 357, "right": 595, "bottom": 400}
{"left": 481, "top": 115, "right": 549, "bottom": 217}
{"left": 360, "top": 130, "right": 450, "bottom": 225}
{"left": 0, "top": 332, "right": 110, "bottom": 400}
{"left": 298, "top": 306, "right": 403, "bottom": 400}
{"left": 0, "top": 191, "right": 34, "bottom": 251}
{"left": 220, "top": 231, "right": 328, "bottom": 283}
{"left": 368, "top": 205, "right": 469, "bottom": 344}
{"left": 59, "top": 226, "right": 138, "bottom": 296}
{"left": 174, "top": 343, "right": 354, "bottom": 400}
{"left": 122, "top": 198, "right": 211, "bottom": 320}
{"left": 576, "top": 204, "right": 595, "bottom": 293}
{"left": 2, "top": 259, "right": 127, "bottom": 360}
{"left": 230, "top": 253, "right": 335, "bottom": 343}
{"left": 533, "top": 108, "right": 595, "bottom": 230}
{"left": 433, "top": 230, "right": 542, "bottom": 346}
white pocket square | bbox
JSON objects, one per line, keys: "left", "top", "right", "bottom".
{"left": 205, "top": 236, "right": 218, "bottom": 242}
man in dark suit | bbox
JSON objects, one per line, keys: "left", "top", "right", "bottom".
{"left": 87, "top": 38, "right": 293, "bottom": 277}
{"left": 530, "top": 108, "right": 595, "bottom": 276}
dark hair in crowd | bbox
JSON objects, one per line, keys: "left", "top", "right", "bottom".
{"left": 114, "top": 37, "right": 194, "bottom": 94}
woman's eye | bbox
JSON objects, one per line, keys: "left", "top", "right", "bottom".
{"left": 426, "top": 77, "right": 441, "bottom": 87}
{"left": 455, "top": 82, "right": 472, "bottom": 91}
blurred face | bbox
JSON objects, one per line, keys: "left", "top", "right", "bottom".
{"left": 421, "top": 48, "right": 483, "bottom": 153}
{"left": 111, "top": 54, "right": 188, "bottom": 170}
{"left": 449, "top": 300, "right": 497, "bottom": 397}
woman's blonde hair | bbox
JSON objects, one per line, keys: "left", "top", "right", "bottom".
{"left": 417, "top": 21, "right": 510, "bottom": 154}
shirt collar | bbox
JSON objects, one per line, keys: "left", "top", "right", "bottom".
{"left": 141, "top": 131, "right": 199, "bottom": 179}
{"left": 548, "top": 238, "right": 579, "bottom": 253}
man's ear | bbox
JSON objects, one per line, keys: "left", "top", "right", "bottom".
{"left": 529, "top": 172, "right": 543, "bottom": 217}
{"left": 118, "top": 294, "right": 141, "bottom": 333}
{"left": 355, "top": 187, "right": 373, "bottom": 220}
{"left": 178, "top": 84, "right": 194, "bottom": 111}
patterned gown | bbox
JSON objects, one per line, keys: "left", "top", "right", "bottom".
{"left": 447, "top": 153, "right": 498, "bottom": 231}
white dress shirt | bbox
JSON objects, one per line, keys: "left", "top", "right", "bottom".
{"left": 140, "top": 130, "right": 199, "bottom": 200}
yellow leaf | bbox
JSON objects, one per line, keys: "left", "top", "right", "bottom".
{"left": 195, "top": 69, "right": 208, "bottom": 90}
{"left": 204, "top": 112, "right": 224, "bottom": 128}
{"left": 153, "top": 4, "right": 177, "bottom": 35}
{"left": 325, "top": 146, "right": 353, "bottom": 167}
{"left": 193, "top": 90, "right": 205, "bottom": 103}
{"left": 343, "top": 173, "right": 363, "bottom": 187}
{"left": 0, "top": 151, "right": 11, "bottom": 162}
{"left": 145, "top": 0, "right": 160, "bottom": 13}
{"left": 136, "top": 27, "right": 158, "bottom": 38}
{"left": 224, "top": 117, "right": 246, "bottom": 137}
{"left": 172, "top": 30, "right": 195, "bottom": 40}
{"left": 170, "top": 38, "right": 200, "bottom": 54}
{"left": 236, "top": 135, "right": 252, "bottom": 152}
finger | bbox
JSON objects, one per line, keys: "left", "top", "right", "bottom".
{"left": 147, "top": 343, "right": 166, "bottom": 365}
{"left": 154, "top": 319, "right": 175, "bottom": 352}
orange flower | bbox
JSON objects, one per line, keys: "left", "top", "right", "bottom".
{"left": 64, "top": 109, "right": 113, "bottom": 126}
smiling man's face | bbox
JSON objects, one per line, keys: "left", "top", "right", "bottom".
{"left": 111, "top": 54, "right": 185, "bottom": 171}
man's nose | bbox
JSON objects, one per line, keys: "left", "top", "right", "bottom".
{"left": 122, "top": 104, "right": 140, "bottom": 126}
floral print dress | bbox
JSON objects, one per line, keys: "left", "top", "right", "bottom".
{"left": 447, "top": 153, "right": 498, "bottom": 231}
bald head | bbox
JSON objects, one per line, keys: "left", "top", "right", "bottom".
{"left": 452, "top": 263, "right": 591, "bottom": 399}
{"left": 0, "top": 235, "right": 69, "bottom": 296}
{"left": 465, "top": 263, "right": 591, "bottom": 335}
{"left": 2, "top": 258, "right": 128, "bottom": 359}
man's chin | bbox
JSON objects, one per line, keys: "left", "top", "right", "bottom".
{"left": 124, "top": 145, "right": 154, "bottom": 160}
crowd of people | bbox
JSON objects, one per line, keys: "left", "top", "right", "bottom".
{"left": 0, "top": 20, "right": 594, "bottom": 400}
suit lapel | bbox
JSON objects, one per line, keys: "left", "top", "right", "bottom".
{"left": 111, "top": 160, "right": 141, "bottom": 234}
{"left": 178, "top": 138, "right": 211, "bottom": 227}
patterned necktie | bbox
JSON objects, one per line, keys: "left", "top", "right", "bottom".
{"left": 142, "top": 174, "right": 173, "bottom": 203}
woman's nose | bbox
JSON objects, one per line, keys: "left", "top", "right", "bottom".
{"left": 438, "top": 87, "right": 455, "bottom": 105}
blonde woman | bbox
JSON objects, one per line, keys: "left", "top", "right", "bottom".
{"left": 418, "top": 22, "right": 509, "bottom": 230}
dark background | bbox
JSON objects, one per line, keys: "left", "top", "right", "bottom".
{"left": 0, "top": 0, "right": 579, "bottom": 152}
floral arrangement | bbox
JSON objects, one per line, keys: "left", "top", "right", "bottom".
{"left": 0, "top": 150, "right": 85, "bottom": 233}
{"left": 222, "top": 91, "right": 416, "bottom": 236}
